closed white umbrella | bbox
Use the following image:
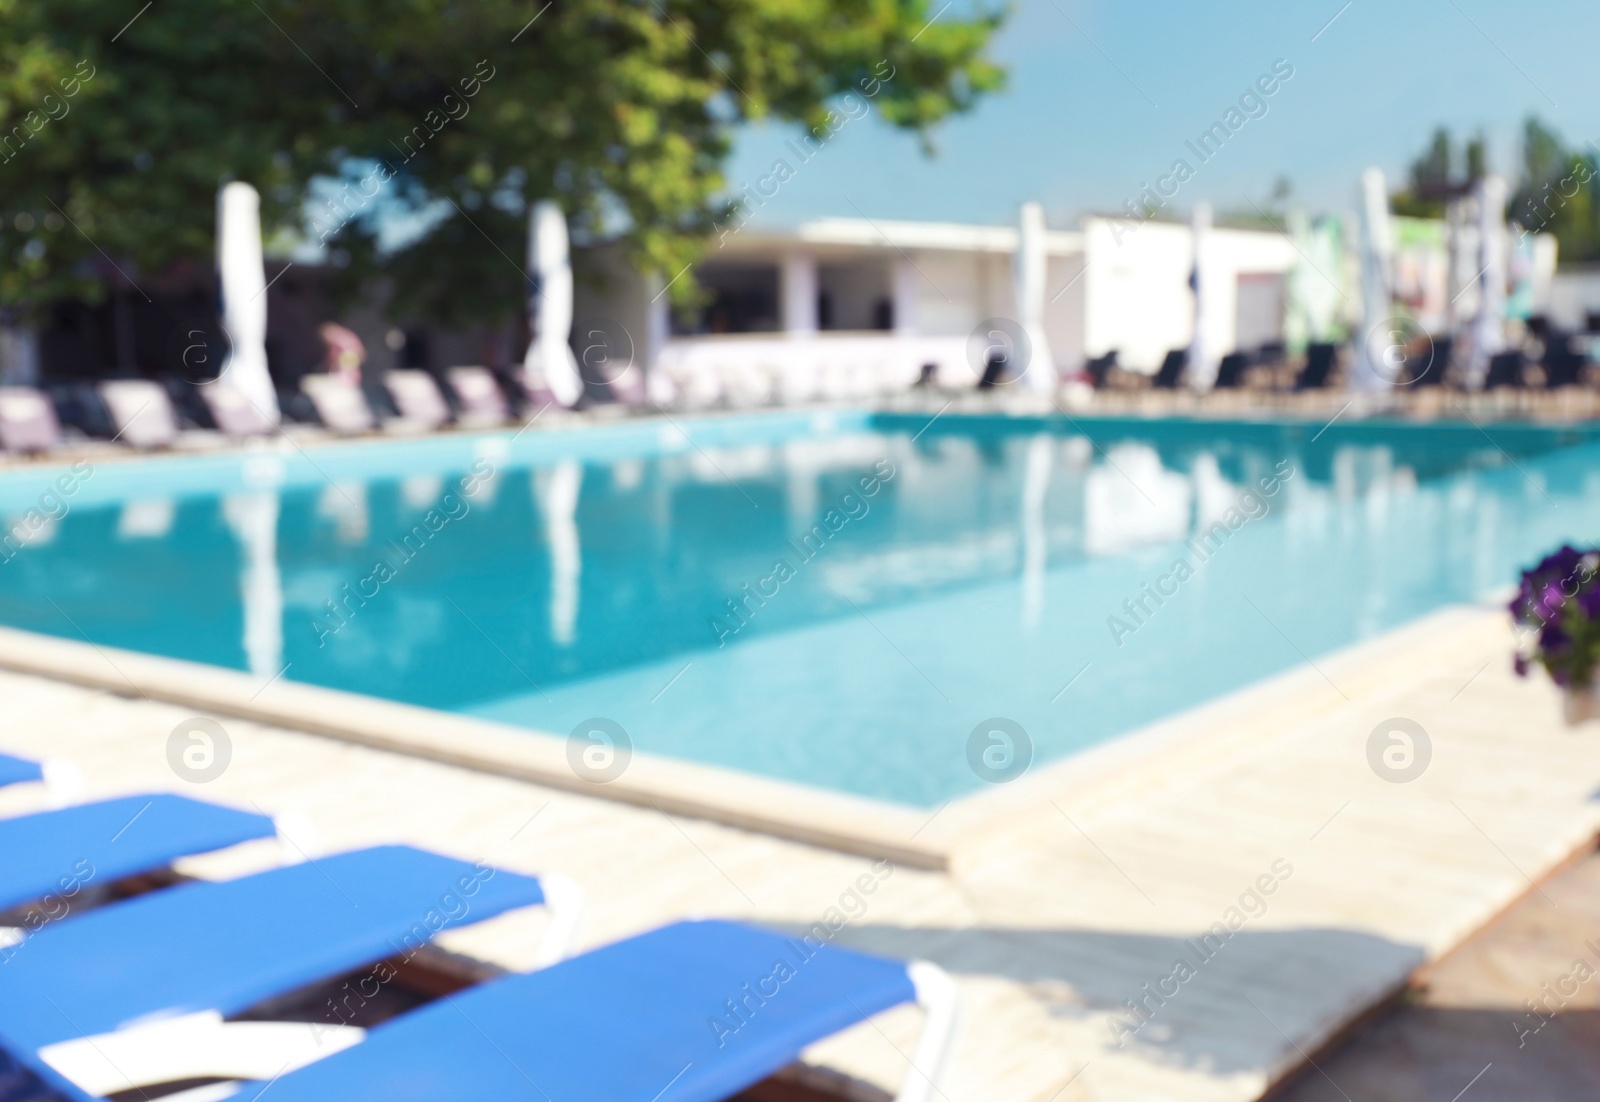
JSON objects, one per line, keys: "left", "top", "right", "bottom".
{"left": 1014, "top": 201, "right": 1057, "bottom": 392}
{"left": 1351, "top": 167, "right": 1394, "bottom": 391}
{"left": 1469, "top": 174, "right": 1508, "bottom": 387}
{"left": 1187, "top": 202, "right": 1219, "bottom": 391}
{"left": 216, "top": 182, "right": 280, "bottom": 422}
{"left": 523, "top": 201, "right": 584, "bottom": 407}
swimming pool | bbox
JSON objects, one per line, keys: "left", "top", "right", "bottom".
{"left": 1, "top": 410, "right": 1596, "bottom": 806}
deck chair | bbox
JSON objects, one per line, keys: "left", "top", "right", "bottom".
{"left": 201, "top": 386, "right": 276, "bottom": 438}
{"left": 1542, "top": 331, "right": 1584, "bottom": 389}
{"left": 0, "top": 387, "right": 62, "bottom": 453}
{"left": 0, "top": 752, "right": 42, "bottom": 788}
{"left": 1084, "top": 350, "right": 1117, "bottom": 388}
{"left": 301, "top": 375, "right": 376, "bottom": 435}
{"left": 385, "top": 370, "right": 453, "bottom": 430}
{"left": 4, "top": 846, "right": 578, "bottom": 1074}
{"left": 516, "top": 373, "right": 561, "bottom": 418}
{"left": 1213, "top": 352, "right": 1247, "bottom": 389}
{"left": 1152, "top": 349, "right": 1187, "bottom": 389}
{"left": 445, "top": 367, "right": 511, "bottom": 427}
{"left": 1484, "top": 350, "right": 1524, "bottom": 389}
{"left": 604, "top": 365, "right": 649, "bottom": 407}
{"left": 98, "top": 380, "right": 181, "bottom": 449}
{"left": 0, "top": 794, "right": 276, "bottom": 914}
{"left": 1411, "top": 337, "right": 1450, "bottom": 387}
{"left": 35, "top": 920, "right": 955, "bottom": 1102}
{"left": 1294, "top": 342, "right": 1337, "bottom": 390}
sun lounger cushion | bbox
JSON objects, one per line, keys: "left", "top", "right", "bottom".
{"left": 385, "top": 370, "right": 452, "bottom": 428}
{"left": 0, "top": 752, "right": 42, "bottom": 788}
{"left": 446, "top": 367, "right": 510, "bottom": 424}
{"left": 0, "top": 794, "right": 275, "bottom": 914}
{"left": 0, "top": 845, "right": 546, "bottom": 1051}
{"left": 202, "top": 386, "right": 277, "bottom": 437}
{"left": 0, "top": 389, "right": 61, "bottom": 453}
{"left": 254, "top": 919, "right": 917, "bottom": 1102}
{"left": 98, "top": 380, "right": 180, "bottom": 449}
{"left": 301, "top": 375, "right": 376, "bottom": 434}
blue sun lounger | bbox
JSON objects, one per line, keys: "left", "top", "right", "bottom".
{"left": 28, "top": 919, "right": 956, "bottom": 1102}
{"left": 0, "top": 752, "right": 42, "bottom": 788}
{"left": 0, "top": 794, "right": 277, "bottom": 914}
{"left": 1, "top": 844, "right": 577, "bottom": 1087}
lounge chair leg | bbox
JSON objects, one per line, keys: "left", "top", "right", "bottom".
{"left": 895, "top": 960, "right": 960, "bottom": 1102}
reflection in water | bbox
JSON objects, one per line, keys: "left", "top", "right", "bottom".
{"left": 317, "top": 482, "right": 368, "bottom": 543}
{"left": 1084, "top": 443, "right": 1192, "bottom": 554}
{"left": 536, "top": 460, "right": 583, "bottom": 647}
{"left": 785, "top": 463, "right": 818, "bottom": 541}
{"left": 1020, "top": 434, "right": 1051, "bottom": 628}
{"left": 1191, "top": 453, "right": 1238, "bottom": 532}
{"left": 223, "top": 490, "right": 283, "bottom": 677}
{"left": 612, "top": 458, "right": 644, "bottom": 492}
{"left": 2, "top": 416, "right": 1593, "bottom": 805}
{"left": 118, "top": 499, "right": 175, "bottom": 540}
{"left": 401, "top": 474, "right": 444, "bottom": 511}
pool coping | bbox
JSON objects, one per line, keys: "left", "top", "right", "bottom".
{"left": 919, "top": 600, "right": 1511, "bottom": 859}
{"left": 0, "top": 624, "right": 953, "bottom": 869}
{"left": 0, "top": 600, "right": 1507, "bottom": 872}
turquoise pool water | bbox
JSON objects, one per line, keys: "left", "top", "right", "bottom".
{"left": 2, "top": 410, "right": 1597, "bottom": 807}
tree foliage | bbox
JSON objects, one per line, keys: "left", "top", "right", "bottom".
{"left": 1391, "top": 126, "right": 1484, "bottom": 218}
{"left": 0, "top": 0, "right": 1004, "bottom": 321}
{"left": 1509, "top": 117, "right": 1598, "bottom": 265}
{"left": 1391, "top": 118, "right": 1599, "bottom": 264}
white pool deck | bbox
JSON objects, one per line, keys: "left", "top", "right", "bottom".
{"left": 1, "top": 600, "right": 1595, "bottom": 1101}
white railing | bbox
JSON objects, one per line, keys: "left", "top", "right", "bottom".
{"left": 650, "top": 333, "right": 973, "bottom": 407}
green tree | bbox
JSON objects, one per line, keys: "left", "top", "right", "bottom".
{"left": 0, "top": 0, "right": 1003, "bottom": 322}
{"left": 1510, "top": 116, "right": 1600, "bottom": 264}
{"left": 1391, "top": 118, "right": 1600, "bottom": 264}
{"left": 1463, "top": 133, "right": 1487, "bottom": 184}
{"left": 1391, "top": 126, "right": 1485, "bottom": 218}
{"left": 1411, "top": 127, "right": 1452, "bottom": 192}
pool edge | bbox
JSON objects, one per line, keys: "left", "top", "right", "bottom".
{"left": 922, "top": 600, "right": 1515, "bottom": 860}
{"left": 0, "top": 624, "right": 951, "bottom": 870}
{"left": 0, "top": 599, "right": 1515, "bottom": 874}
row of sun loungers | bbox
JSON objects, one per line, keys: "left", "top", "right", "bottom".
{"left": 0, "top": 367, "right": 534, "bottom": 456}
{"left": 0, "top": 752, "right": 957, "bottom": 1102}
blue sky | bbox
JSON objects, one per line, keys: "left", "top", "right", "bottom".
{"left": 719, "top": 0, "right": 1600, "bottom": 229}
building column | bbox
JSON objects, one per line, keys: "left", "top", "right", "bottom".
{"left": 780, "top": 252, "right": 818, "bottom": 337}
{"left": 892, "top": 256, "right": 919, "bottom": 336}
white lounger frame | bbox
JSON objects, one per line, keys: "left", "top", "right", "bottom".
{"left": 899, "top": 960, "right": 960, "bottom": 1102}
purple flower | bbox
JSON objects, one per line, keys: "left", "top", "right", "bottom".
{"left": 1538, "top": 581, "right": 1569, "bottom": 621}
{"left": 1537, "top": 545, "right": 1584, "bottom": 577}
{"left": 1512, "top": 545, "right": 1600, "bottom": 691}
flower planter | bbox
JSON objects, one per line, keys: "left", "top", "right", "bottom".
{"left": 1512, "top": 546, "right": 1600, "bottom": 722}
{"left": 1565, "top": 685, "right": 1600, "bottom": 726}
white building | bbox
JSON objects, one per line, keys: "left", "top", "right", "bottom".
{"left": 573, "top": 207, "right": 1303, "bottom": 402}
